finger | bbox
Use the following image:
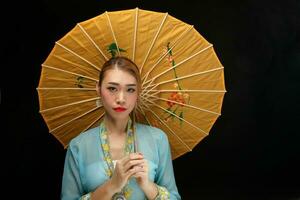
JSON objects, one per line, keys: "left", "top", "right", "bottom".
{"left": 143, "top": 160, "right": 149, "bottom": 170}
{"left": 131, "top": 172, "right": 142, "bottom": 178}
{"left": 131, "top": 168, "right": 147, "bottom": 176}
{"left": 114, "top": 160, "right": 125, "bottom": 172}
{"left": 121, "top": 153, "right": 143, "bottom": 165}
{"left": 136, "top": 159, "right": 148, "bottom": 169}
{"left": 131, "top": 171, "right": 149, "bottom": 180}
{"left": 125, "top": 165, "right": 145, "bottom": 179}
{"left": 123, "top": 159, "right": 145, "bottom": 172}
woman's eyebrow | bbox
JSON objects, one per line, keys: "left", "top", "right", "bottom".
{"left": 126, "top": 84, "right": 137, "bottom": 87}
{"left": 107, "top": 82, "right": 136, "bottom": 87}
{"left": 107, "top": 82, "right": 119, "bottom": 86}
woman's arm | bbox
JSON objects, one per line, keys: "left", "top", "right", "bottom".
{"left": 61, "top": 141, "right": 118, "bottom": 200}
{"left": 89, "top": 178, "right": 119, "bottom": 200}
{"left": 61, "top": 142, "right": 86, "bottom": 200}
{"left": 154, "top": 131, "right": 181, "bottom": 200}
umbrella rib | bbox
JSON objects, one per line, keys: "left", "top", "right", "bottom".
{"left": 143, "top": 93, "right": 221, "bottom": 115}
{"left": 136, "top": 104, "right": 152, "bottom": 126}
{"left": 137, "top": 100, "right": 153, "bottom": 113}
{"left": 132, "top": 7, "right": 139, "bottom": 62}
{"left": 37, "top": 87, "right": 96, "bottom": 91}
{"left": 82, "top": 112, "right": 105, "bottom": 133}
{"left": 53, "top": 54, "right": 96, "bottom": 72}
{"left": 145, "top": 67, "right": 224, "bottom": 90}
{"left": 141, "top": 96, "right": 208, "bottom": 136}
{"left": 145, "top": 89, "right": 227, "bottom": 93}
{"left": 56, "top": 42, "right": 100, "bottom": 71}
{"left": 49, "top": 106, "right": 100, "bottom": 133}
{"left": 42, "top": 64, "right": 98, "bottom": 82}
{"left": 140, "top": 100, "right": 192, "bottom": 151}
{"left": 142, "top": 44, "right": 213, "bottom": 88}
{"left": 141, "top": 67, "right": 224, "bottom": 98}
{"left": 141, "top": 25, "right": 194, "bottom": 84}
{"left": 140, "top": 12, "right": 169, "bottom": 73}
{"left": 39, "top": 97, "right": 100, "bottom": 113}
{"left": 141, "top": 92, "right": 160, "bottom": 102}
{"left": 105, "top": 11, "right": 120, "bottom": 56}
{"left": 77, "top": 23, "right": 108, "bottom": 61}
{"left": 141, "top": 84, "right": 159, "bottom": 101}
{"left": 138, "top": 93, "right": 154, "bottom": 109}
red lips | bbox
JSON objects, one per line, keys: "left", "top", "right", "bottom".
{"left": 113, "top": 107, "right": 127, "bottom": 112}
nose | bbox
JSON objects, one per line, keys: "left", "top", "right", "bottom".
{"left": 116, "top": 91, "right": 125, "bottom": 105}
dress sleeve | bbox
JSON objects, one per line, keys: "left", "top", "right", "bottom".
{"left": 61, "top": 141, "right": 91, "bottom": 200}
{"left": 154, "top": 131, "right": 181, "bottom": 200}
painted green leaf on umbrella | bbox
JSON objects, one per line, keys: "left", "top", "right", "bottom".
{"left": 107, "top": 42, "right": 126, "bottom": 58}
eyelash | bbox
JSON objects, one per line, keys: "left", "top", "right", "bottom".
{"left": 128, "top": 88, "right": 136, "bottom": 93}
{"left": 107, "top": 87, "right": 136, "bottom": 93}
{"left": 107, "top": 87, "right": 117, "bottom": 92}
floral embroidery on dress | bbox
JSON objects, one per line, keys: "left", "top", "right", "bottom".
{"left": 80, "top": 192, "right": 91, "bottom": 200}
{"left": 155, "top": 185, "right": 170, "bottom": 200}
{"left": 99, "top": 119, "right": 135, "bottom": 199}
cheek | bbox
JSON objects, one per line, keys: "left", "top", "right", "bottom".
{"left": 100, "top": 88, "right": 113, "bottom": 102}
{"left": 129, "top": 93, "right": 138, "bottom": 103}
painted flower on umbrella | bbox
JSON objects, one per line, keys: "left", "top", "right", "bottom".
{"left": 164, "top": 92, "right": 185, "bottom": 124}
{"left": 167, "top": 92, "right": 185, "bottom": 108}
{"left": 162, "top": 43, "right": 190, "bottom": 125}
{"left": 164, "top": 85, "right": 190, "bottom": 124}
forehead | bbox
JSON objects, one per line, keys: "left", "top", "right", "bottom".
{"left": 102, "top": 68, "right": 137, "bottom": 85}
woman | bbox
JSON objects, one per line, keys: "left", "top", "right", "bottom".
{"left": 61, "top": 56, "right": 181, "bottom": 200}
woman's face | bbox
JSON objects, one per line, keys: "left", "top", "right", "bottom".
{"left": 98, "top": 68, "right": 138, "bottom": 121}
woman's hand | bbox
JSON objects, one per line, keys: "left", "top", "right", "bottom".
{"left": 110, "top": 153, "right": 158, "bottom": 200}
{"left": 132, "top": 156, "right": 149, "bottom": 188}
{"left": 110, "top": 153, "right": 144, "bottom": 192}
{"left": 131, "top": 156, "right": 159, "bottom": 200}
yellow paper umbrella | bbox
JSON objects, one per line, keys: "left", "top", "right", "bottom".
{"left": 37, "top": 8, "right": 226, "bottom": 159}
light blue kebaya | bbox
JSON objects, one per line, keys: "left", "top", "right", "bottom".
{"left": 61, "top": 120, "right": 181, "bottom": 200}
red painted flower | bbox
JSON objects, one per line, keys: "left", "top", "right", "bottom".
{"left": 167, "top": 92, "right": 185, "bottom": 108}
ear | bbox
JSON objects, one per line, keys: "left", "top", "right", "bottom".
{"left": 96, "top": 81, "right": 101, "bottom": 96}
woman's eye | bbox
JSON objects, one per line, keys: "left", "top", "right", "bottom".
{"left": 107, "top": 87, "right": 117, "bottom": 92}
{"left": 128, "top": 88, "right": 136, "bottom": 93}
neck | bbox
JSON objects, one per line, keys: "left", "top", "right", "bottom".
{"left": 104, "top": 115, "right": 129, "bottom": 135}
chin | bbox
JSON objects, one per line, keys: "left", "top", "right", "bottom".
{"left": 112, "top": 111, "right": 131, "bottom": 120}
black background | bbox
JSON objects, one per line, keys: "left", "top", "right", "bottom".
{"left": 3, "top": 0, "right": 300, "bottom": 199}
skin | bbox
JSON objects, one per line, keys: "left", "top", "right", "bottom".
{"left": 91, "top": 68, "right": 158, "bottom": 200}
